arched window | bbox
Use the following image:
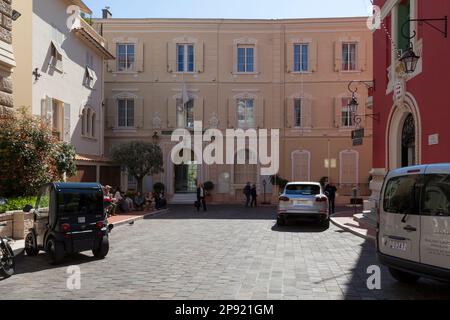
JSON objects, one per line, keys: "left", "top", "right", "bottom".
{"left": 91, "top": 112, "right": 96, "bottom": 138}
{"left": 401, "top": 113, "right": 415, "bottom": 167}
{"left": 81, "top": 107, "right": 96, "bottom": 138}
{"left": 86, "top": 108, "right": 91, "bottom": 136}
{"left": 234, "top": 149, "right": 257, "bottom": 184}
{"left": 81, "top": 109, "right": 86, "bottom": 136}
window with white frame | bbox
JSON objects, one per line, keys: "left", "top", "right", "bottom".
{"left": 237, "top": 45, "right": 255, "bottom": 73}
{"left": 342, "top": 42, "right": 357, "bottom": 71}
{"left": 177, "top": 44, "right": 195, "bottom": 72}
{"left": 176, "top": 98, "right": 194, "bottom": 129}
{"left": 117, "top": 43, "right": 135, "bottom": 72}
{"left": 81, "top": 107, "right": 96, "bottom": 138}
{"left": 341, "top": 98, "right": 355, "bottom": 127}
{"left": 237, "top": 99, "right": 255, "bottom": 129}
{"left": 117, "top": 98, "right": 135, "bottom": 128}
{"left": 294, "top": 98, "right": 302, "bottom": 127}
{"left": 294, "top": 44, "right": 309, "bottom": 72}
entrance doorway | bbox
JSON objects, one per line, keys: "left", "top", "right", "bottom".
{"left": 401, "top": 113, "right": 416, "bottom": 167}
{"left": 174, "top": 149, "right": 198, "bottom": 193}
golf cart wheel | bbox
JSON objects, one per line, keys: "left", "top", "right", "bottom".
{"left": 47, "top": 238, "right": 65, "bottom": 265}
{"left": 25, "top": 233, "right": 39, "bottom": 257}
{"left": 277, "top": 217, "right": 286, "bottom": 226}
{"left": 93, "top": 236, "right": 109, "bottom": 259}
{"left": 389, "top": 267, "right": 420, "bottom": 283}
{"left": 0, "top": 242, "right": 15, "bottom": 278}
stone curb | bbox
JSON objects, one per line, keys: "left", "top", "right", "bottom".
{"left": 330, "top": 212, "right": 376, "bottom": 243}
{"left": 111, "top": 208, "right": 170, "bottom": 228}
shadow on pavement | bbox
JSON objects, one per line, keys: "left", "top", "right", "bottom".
{"left": 271, "top": 222, "right": 329, "bottom": 233}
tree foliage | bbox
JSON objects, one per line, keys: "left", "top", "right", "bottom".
{"left": 0, "top": 108, "right": 76, "bottom": 197}
{"left": 111, "top": 141, "right": 164, "bottom": 193}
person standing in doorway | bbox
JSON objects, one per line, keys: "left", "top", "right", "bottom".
{"left": 250, "top": 184, "right": 257, "bottom": 208}
{"left": 243, "top": 182, "right": 251, "bottom": 207}
{"left": 196, "top": 183, "right": 207, "bottom": 212}
{"left": 324, "top": 181, "right": 338, "bottom": 214}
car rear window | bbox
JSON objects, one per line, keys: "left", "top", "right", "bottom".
{"left": 57, "top": 192, "right": 103, "bottom": 216}
{"left": 285, "top": 184, "right": 320, "bottom": 195}
{"left": 383, "top": 175, "right": 421, "bottom": 214}
{"left": 421, "top": 174, "right": 450, "bottom": 217}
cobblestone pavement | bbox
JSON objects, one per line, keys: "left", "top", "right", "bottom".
{"left": 1, "top": 205, "right": 450, "bottom": 300}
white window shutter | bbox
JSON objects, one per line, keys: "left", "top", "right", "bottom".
{"left": 42, "top": 96, "right": 53, "bottom": 127}
{"left": 228, "top": 98, "right": 237, "bottom": 128}
{"left": 334, "top": 97, "right": 342, "bottom": 128}
{"left": 195, "top": 41, "right": 204, "bottom": 73}
{"left": 286, "top": 42, "right": 294, "bottom": 73}
{"left": 135, "top": 98, "right": 144, "bottom": 128}
{"left": 232, "top": 44, "right": 238, "bottom": 73}
{"left": 136, "top": 42, "right": 144, "bottom": 72}
{"left": 107, "top": 41, "right": 117, "bottom": 72}
{"left": 167, "top": 42, "right": 176, "bottom": 73}
{"left": 293, "top": 151, "right": 310, "bottom": 182}
{"left": 301, "top": 97, "right": 312, "bottom": 128}
{"left": 358, "top": 41, "right": 367, "bottom": 71}
{"left": 194, "top": 97, "right": 204, "bottom": 121}
{"left": 309, "top": 41, "right": 318, "bottom": 72}
{"left": 105, "top": 98, "right": 116, "bottom": 129}
{"left": 63, "top": 103, "right": 71, "bottom": 142}
{"left": 286, "top": 98, "right": 295, "bottom": 129}
{"left": 334, "top": 41, "right": 341, "bottom": 72}
{"left": 167, "top": 97, "right": 177, "bottom": 128}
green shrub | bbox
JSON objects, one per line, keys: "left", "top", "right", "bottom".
{"left": 153, "top": 182, "right": 165, "bottom": 193}
{"left": 0, "top": 196, "right": 37, "bottom": 214}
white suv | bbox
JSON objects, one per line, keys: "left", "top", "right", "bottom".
{"left": 378, "top": 164, "right": 450, "bottom": 283}
{"left": 277, "top": 182, "right": 329, "bottom": 228}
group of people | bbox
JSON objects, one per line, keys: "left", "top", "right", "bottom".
{"left": 102, "top": 185, "right": 167, "bottom": 217}
{"left": 243, "top": 182, "right": 258, "bottom": 208}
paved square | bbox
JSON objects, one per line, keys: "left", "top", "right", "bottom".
{"left": 1, "top": 205, "right": 449, "bottom": 299}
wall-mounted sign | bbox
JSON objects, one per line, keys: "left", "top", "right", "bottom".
{"left": 352, "top": 128, "right": 364, "bottom": 146}
{"left": 428, "top": 134, "right": 439, "bottom": 146}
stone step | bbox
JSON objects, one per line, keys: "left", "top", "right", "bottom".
{"left": 170, "top": 193, "right": 197, "bottom": 204}
{"left": 354, "top": 213, "right": 377, "bottom": 229}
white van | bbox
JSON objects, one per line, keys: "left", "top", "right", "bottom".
{"left": 378, "top": 164, "right": 450, "bottom": 283}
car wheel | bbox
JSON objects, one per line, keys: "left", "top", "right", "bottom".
{"left": 0, "top": 242, "right": 15, "bottom": 278}
{"left": 389, "top": 268, "right": 420, "bottom": 283}
{"left": 277, "top": 217, "right": 286, "bottom": 226}
{"left": 25, "top": 233, "right": 39, "bottom": 257}
{"left": 93, "top": 236, "right": 109, "bottom": 259}
{"left": 320, "top": 218, "right": 330, "bottom": 229}
{"left": 47, "top": 238, "right": 65, "bottom": 265}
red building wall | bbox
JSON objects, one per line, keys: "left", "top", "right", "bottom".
{"left": 373, "top": 0, "right": 450, "bottom": 168}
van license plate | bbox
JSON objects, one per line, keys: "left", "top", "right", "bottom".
{"left": 388, "top": 240, "right": 407, "bottom": 252}
{"left": 78, "top": 217, "right": 86, "bottom": 223}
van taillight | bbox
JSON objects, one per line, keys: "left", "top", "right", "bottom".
{"left": 61, "top": 224, "right": 70, "bottom": 233}
{"left": 316, "top": 196, "right": 328, "bottom": 202}
{"left": 96, "top": 221, "right": 105, "bottom": 229}
{"left": 279, "top": 196, "right": 290, "bottom": 202}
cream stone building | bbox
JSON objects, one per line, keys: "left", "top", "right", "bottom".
{"left": 12, "top": 0, "right": 114, "bottom": 182}
{"left": 95, "top": 14, "right": 373, "bottom": 204}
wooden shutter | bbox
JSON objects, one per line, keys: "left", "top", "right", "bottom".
{"left": 194, "top": 97, "right": 204, "bottom": 121}
{"left": 358, "top": 41, "right": 367, "bottom": 71}
{"left": 286, "top": 97, "right": 294, "bottom": 129}
{"left": 334, "top": 41, "right": 342, "bottom": 72}
{"left": 195, "top": 41, "right": 204, "bottom": 73}
{"left": 334, "top": 97, "right": 342, "bottom": 128}
{"left": 63, "top": 103, "right": 71, "bottom": 142}
{"left": 309, "top": 41, "right": 318, "bottom": 72}
{"left": 136, "top": 42, "right": 145, "bottom": 72}
{"left": 106, "top": 98, "right": 116, "bottom": 129}
{"left": 301, "top": 97, "right": 312, "bottom": 128}
{"left": 167, "top": 97, "right": 177, "bottom": 128}
{"left": 286, "top": 42, "right": 294, "bottom": 73}
{"left": 228, "top": 98, "right": 236, "bottom": 128}
{"left": 232, "top": 44, "right": 238, "bottom": 73}
{"left": 167, "top": 41, "right": 176, "bottom": 73}
{"left": 340, "top": 151, "right": 358, "bottom": 184}
{"left": 134, "top": 97, "right": 144, "bottom": 128}
{"left": 256, "top": 97, "right": 264, "bottom": 128}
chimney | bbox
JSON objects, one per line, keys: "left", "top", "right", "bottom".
{"left": 102, "top": 7, "right": 112, "bottom": 19}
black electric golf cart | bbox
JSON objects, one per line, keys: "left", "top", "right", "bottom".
{"left": 24, "top": 183, "right": 114, "bottom": 264}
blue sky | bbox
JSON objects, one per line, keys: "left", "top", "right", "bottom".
{"left": 83, "top": 0, "right": 372, "bottom": 19}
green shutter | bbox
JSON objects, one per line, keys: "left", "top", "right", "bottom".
{"left": 397, "top": 0, "right": 411, "bottom": 53}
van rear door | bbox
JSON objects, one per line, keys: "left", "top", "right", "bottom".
{"left": 379, "top": 169, "right": 423, "bottom": 262}
{"left": 420, "top": 165, "right": 450, "bottom": 270}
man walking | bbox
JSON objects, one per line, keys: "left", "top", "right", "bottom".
{"left": 196, "top": 183, "right": 207, "bottom": 212}
{"left": 243, "top": 182, "right": 251, "bottom": 207}
{"left": 324, "top": 181, "right": 338, "bottom": 214}
{"left": 250, "top": 184, "right": 257, "bottom": 208}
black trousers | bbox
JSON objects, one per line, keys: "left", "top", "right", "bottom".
{"left": 251, "top": 196, "right": 257, "bottom": 207}
{"left": 329, "top": 198, "right": 336, "bottom": 214}
{"left": 197, "top": 197, "right": 207, "bottom": 211}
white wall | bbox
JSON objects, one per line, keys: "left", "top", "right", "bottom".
{"left": 32, "top": 0, "right": 104, "bottom": 156}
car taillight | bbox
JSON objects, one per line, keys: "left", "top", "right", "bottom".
{"left": 278, "top": 196, "right": 290, "bottom": 202}
{"left": 61, "top": 223, "right": 70, "bottom": 233}
{"left": 96, "top": 221, "right": 105, "bottom": 229}
{"left": 315, "top": 196, "right": 328, "bottom": 202}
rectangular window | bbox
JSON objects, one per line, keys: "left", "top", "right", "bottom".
{"left": 421, "top": 174, "right": 450, "bottom": 217}
{"left": 237, "top": 45, "right": 254, "bottom": 73}
{"left": 383, "top": 175, "right": 421, "bottom": 215}
{"left": 117, "top": 44, "right": 135, "bottom": 72}
{"left": 117, "top": 99, "right": 135, "bottom": 128}
{"left": 294, "top": 44, "right": 309, "bottom": 72}
{"left": 176, "top": 99, "right": 194, "bottom": 129}
{"left": 341, "top": 98, "right": 355, "bottom": 127}
{"left": 342, "top": 42, "right": 357, "bottom": 71}
{"left": 294, "top": 98, "right": 302, "bottom": 127}
{"left": 84, "top": 67, "right": 96, "bottom": 89}
{"left": 177, "top": 44, "right": 195, "bottom": 72}
{"left": 237, "top": 99, "right": 255, "bottom": 128}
